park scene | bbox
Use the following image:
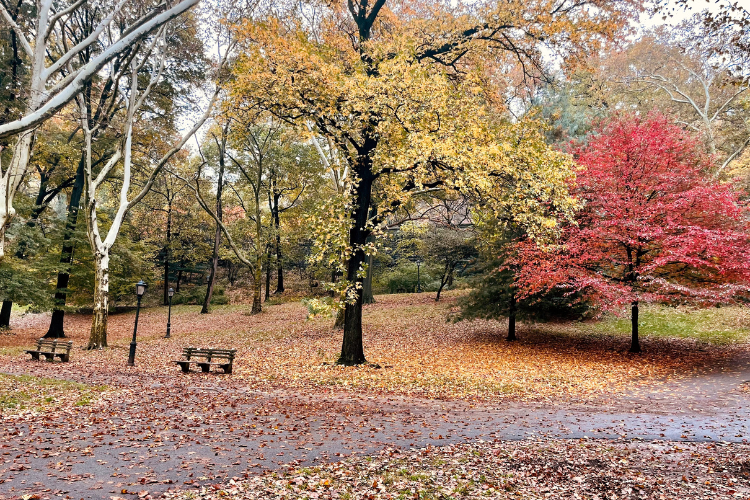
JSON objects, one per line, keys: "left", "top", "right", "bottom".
{"left": 0, "top": 0, "right": 749, "bottom": 498}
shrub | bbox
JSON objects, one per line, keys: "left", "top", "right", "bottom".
{"left": 458, "top": 262, "right": 593, "bottom": 323}
{"left": 377, "top": 264, "right": 440, "bottom": 294}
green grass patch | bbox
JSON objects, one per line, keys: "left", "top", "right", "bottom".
{"left": 0, "top": 373, "right": 106, "bottom": 414}
{"left": 595, "top": 305, "right": 750, "bottom": 345}
{"left": 0, "top": 346, "right": 26, "bottom": 356}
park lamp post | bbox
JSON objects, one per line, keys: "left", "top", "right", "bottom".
{"left": 165, "top": 287, "right": 174, "bottom": 338}
{"left": 127, "top": 280, "right": 147, "bottom": 367}
{"left": 415, "top": 259, "right": 423, "bottom": 293}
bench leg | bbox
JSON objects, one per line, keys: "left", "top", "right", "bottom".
{"left": 198, "top": 363, "right": 210, "bottom": 373}
{"left": 30, "top": 353, "right": 40, "bottom": 361}
{"left": 60, "top": 354, "right": 70, "bottom": 363}
{"left": 42, "top": 353, "right": 55, "bottom": 362}
{"left": 221, "top": 364, "right": 233, "bottom": 374}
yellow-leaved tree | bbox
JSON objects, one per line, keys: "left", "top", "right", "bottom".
{"left": 230, "top": 0, "right": 638, "bottom": 365}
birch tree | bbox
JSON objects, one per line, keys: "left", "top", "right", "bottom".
{"left": 83, "top": 29, "right": 222, "bottom": 349}
{"left": 0, "top": 0, "right": 201, "bottom": 259}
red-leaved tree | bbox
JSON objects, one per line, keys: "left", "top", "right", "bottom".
{"left": 514, "top": 113, "right": 750, "bottom": 353}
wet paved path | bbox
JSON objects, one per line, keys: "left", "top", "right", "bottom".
{"left": 0, "top": 352, "right": 748, "bottom": 499}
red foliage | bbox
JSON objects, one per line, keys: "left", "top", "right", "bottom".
{"left": 515, "top": 113, "right": 750, "bottom": 312}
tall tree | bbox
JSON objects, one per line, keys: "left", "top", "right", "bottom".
{"left": 82, "top": 29, "right": 220, "bottom": 349}
{"left": 266, "top": 128, "right": 321, "bottom": 294}
{"left": 230, "top": 0, "right": 631, "bottom": 364}
{"left": 201, "top": 121, "right": 229, "bottom": 314}
{"left": 183, "top": 118, "right": 274, "bottom": 315}
{"left": 45, "top": 12, "right": 134, "bottom": 338}
{"left": 0, "top": 124, "right": 78, "bottom": 330}
{"left": 615, "top": 19, "right": 750, "bottom": 177}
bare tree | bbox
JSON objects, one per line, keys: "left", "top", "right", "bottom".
{"left": 620, "top": 19, "right": 750, "bottom": 176}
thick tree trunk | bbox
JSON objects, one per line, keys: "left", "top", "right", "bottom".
{"left": 630, "top": 300, "right": 641, "bottom": 353}
{"left": 507, "top": 292, "right": 517, "bottom": 341}
{"left": 338, "top": 171, "right": 373, "bottom": 366}
{"left": 0, "top": 300, "right": 11, "bottom": 329}
{"left": 340, "top": 286, "right": 365, "bottom": 365}
{"left": 46, "top": 310, "right": 66, "bottom": 338}
{"left": 1, "top": 303, "right": 12, "bottom": 328}
{"left": 87, "top": 252, "right": 109, "bottom": 349}
{"left": 46, "top": 155, "right": 86, "bottom": 339}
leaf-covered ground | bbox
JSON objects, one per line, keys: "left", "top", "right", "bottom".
{"left": 0, "top": 293, "right": 748, "bottom": 500}
{"left": 163, "top": 439, "right": 750, "bottom": 500}
{"left": 1, "top": 292, "right": 747, "bottom": 403}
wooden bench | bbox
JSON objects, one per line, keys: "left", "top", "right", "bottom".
{"left": 173, "top": 347, "right": 236, "bottom": 374}
{"left": 25, "top": 339, "right": 73, "bottom": 362}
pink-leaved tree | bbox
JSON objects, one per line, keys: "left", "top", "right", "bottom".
{"left": 514, "top": 113, "right": 750, "bottom": 352}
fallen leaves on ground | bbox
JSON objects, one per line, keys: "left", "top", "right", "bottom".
{"left": 164, "top": 439, "right": 750, "bottom": 499}
{"left": 0, "top": 292, "right": 746, "bottom": 402}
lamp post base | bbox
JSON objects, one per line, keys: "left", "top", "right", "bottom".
{"left": 127, "top": 341, "right": 137, "bottom": 366}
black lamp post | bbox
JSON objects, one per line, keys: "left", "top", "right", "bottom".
{"left": 415, "top": 259, "right": 422, "bottom": 293}
{"left": 165, "top": 287, "right": 174, "bottom": 338}
{"left": 127, "top": 280, "right": 147, "bottom": 367}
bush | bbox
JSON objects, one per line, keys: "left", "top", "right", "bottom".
{"left": 458, "top": 262, "right": 593, "bottom": 323}
{"left": 210, "top": 286, "right": 229, "bottom": 305}
{"left": 377, "top": 264, "right": 440, "bottom": 294}
{"left": 171, "top": 285, "right": 228, "bottom": 305}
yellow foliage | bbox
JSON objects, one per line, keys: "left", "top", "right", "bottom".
{"left": 227, "top": 0, "right": 637, "bottom": 305}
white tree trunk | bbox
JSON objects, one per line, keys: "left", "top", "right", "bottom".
{"left": 88, "top": 250, "right": 109, "bottom": 349}
{"left": 0, "top": 131, "right": 35, "bottom": 257}
{"left": 0, "top": 0, "right": 201, "bottom": 258}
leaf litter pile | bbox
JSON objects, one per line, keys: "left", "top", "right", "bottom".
{"left": 0, "top": 292, "right": 744, "bottom": 404}
{"left": 164, "top": 440, "right": 750, "bottom": 500}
